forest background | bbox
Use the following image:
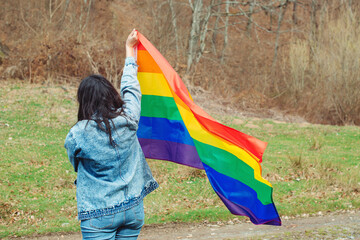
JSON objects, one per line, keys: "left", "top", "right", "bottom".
{"left": 1, "top": 0, "right": 359, "bottom": 126}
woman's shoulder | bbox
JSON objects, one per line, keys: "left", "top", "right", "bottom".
{"left": 112, "top": 113, "right": 138, "bottom": 130}
{"left": 71, "top": 120, "right": 90, "bottom": 129}
{"left": 68, "top": 120, "right": 95, "bottom": 135}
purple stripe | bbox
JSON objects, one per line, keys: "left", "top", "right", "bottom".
{"left": 139, "top": 138, "right": 204, "bottom": 170}
{"left": 215, "top": 191, "right": 281, "bottom": 226}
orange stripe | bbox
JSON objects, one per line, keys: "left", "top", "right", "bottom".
{"left": 138, "top": 50, "right": 162, "bottom": 73}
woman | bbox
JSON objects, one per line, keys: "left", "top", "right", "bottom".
{"left": 64, "top": 29, "right": 158, "bottom": 239}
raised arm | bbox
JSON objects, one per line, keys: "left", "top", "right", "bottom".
{"left": 121, "top": 29, "right": 141, "bottom": 123}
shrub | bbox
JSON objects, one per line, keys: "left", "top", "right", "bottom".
{"left": 285, "top": 6, "right": 360, "bottom": 125}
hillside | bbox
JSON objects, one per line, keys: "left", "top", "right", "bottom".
{"left": 0, "top": 0, "right": 359, "bottom": 125}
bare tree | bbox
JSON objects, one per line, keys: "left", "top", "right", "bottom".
{"left": 48, "top": 0, "right": 65, "bottom": 23}
{"left": 272, "top": 0, "right": 289, "bottom": 68}
{"left": 77, "top": 0, "right": 93, "bottom": 43}
{"left": 211, "top": 0, "right": 222, "bottom": 54}
{"left": 197, "top": 0, "right": 214, "bottom": 63}
{"left": 185, "top": 0, "right": 294, "bottom": 73}
{"left": 246, "top": 0, "right": 256, "bottom": 35}
{"left": 292, "top": 0, "right": 297, "bottom": 24}
{"left": 220, "top": 1, "right": 229, "bottom": 64}
{"left": 187, "top": 0, "right": 203, "bottom": 73}
{"left": 168, "top": 0, "right": 180, "bottom": 67}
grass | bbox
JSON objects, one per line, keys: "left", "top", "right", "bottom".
{"left": 0, "top": 81, "right": 359, "bottom": 238}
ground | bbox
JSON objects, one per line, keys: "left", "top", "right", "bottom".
{"left": 17, "top": 211, "right": 359, "bottom": 240}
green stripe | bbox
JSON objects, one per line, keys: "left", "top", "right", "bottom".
{"left": 193, "top": 139, "right": 273, "bottom": 205}
{"left": 141, "top": 95, "right": 182, "bottom": 120}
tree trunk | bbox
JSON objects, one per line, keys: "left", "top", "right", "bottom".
{"left": 246, "top": 0, "right": 255, "bottom": 35}
{"left": 168, "top": 0, "right": 180, "bottom": 66}
{"left": 292, "top": 0, "right": 297, "bottom": 25}
{"left": 197, "top": 0, "right": 213, "bottom": 63}
{"left": 309, "top": 0, "right": 319, "bottom": 64}
{"left": 221, "top": 1, "right": 229, "bottom": 64}
{"left": 272, "top": 0, "right": 288, "bottom": 68}
{"left": 186, "top": 0, "right": 203, "bottom": 73}
{"left": 211, "top": 0, "right": 222, "bottom": 54}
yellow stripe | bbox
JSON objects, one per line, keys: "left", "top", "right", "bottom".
{"left": 174, "top": 94, "right": 272, "bottom": 187}
{"left": 138, "top": 72, "right": 172, "bottom": 97}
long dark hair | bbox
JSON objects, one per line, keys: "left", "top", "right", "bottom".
{"left": 77, "top": 74, "right": 125, "bottom": 146}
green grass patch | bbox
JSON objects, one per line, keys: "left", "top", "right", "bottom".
{"left": 0, "top": 81, "right": 359, "bottom": 238}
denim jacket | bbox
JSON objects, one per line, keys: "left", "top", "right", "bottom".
{"left": 64, "top": 57, "right": 158, "bottom": 220}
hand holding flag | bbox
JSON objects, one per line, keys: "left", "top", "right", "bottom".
{"left": 126, "top": 29, "right": 138, "bottom": 58}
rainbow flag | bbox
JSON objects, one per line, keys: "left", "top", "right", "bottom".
{"left": 136, "top": 32, "right": 281, "bottom": 226}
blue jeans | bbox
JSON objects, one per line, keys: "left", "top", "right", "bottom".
{"left": 80, "top": 201, "right": 144, "bottom": 240}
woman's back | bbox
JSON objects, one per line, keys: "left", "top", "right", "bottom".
{"left": 67, "top": 114, "right": 157, "bottom": 220}
{"left": 64, "top": 29, "right": 158, "bottom": 239}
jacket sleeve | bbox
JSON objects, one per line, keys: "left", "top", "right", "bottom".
{"left": 120, "top": 57, "right": 141, "bottom": 124}
{"left": 64, "top": 131, "right": 81, "bottom": 172}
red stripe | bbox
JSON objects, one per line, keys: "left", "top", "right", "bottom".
{"left": 137, "top": 42, "right": 146, "bottom": 51}
{"left": 196, "top": 114, "right": 267, "bottom": 161}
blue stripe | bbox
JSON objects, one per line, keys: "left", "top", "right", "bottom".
{"left": 138, "top": 116, "right": 195, "bottom": 146}
{"left": 202, "top": 163, "right": 280, "bottom": 221}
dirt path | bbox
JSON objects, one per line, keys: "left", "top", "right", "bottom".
{"left": 20, "top": 211, "right": 359, "bottom": 240}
